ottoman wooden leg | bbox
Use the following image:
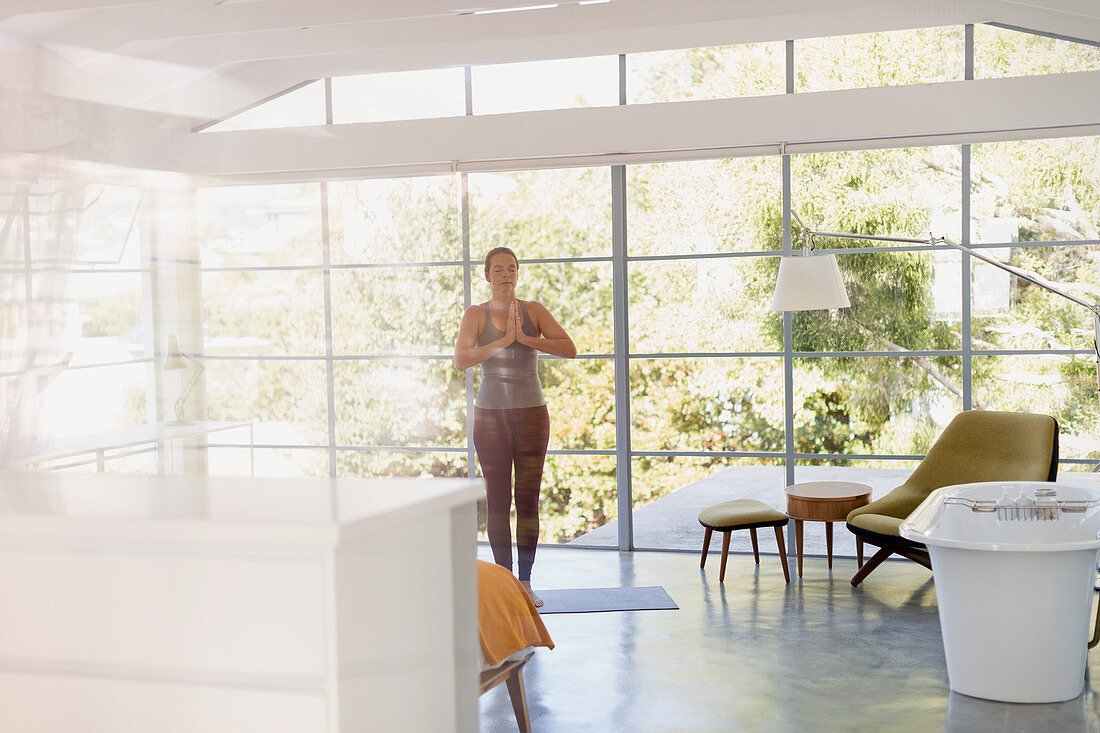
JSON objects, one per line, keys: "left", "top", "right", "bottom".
{"left": 719, "top": 531, "right": 731, "bottom": 583}
{"left": 749, "top": 527, "right": 760, "bottom": 564}
{"left": 700, "top": 527, "right": 713, "bottom": 568}
{"left": 773, "top": 525, "right": 790, "bottom": 583}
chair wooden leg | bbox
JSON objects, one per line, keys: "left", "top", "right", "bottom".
{"left": 850, "top": 546, "right": 894, "bottom": 587}
{"left": 749, "top": 527, "right": 760, "bottom": 564}
{"left": 894, "top": 546, "right": 933, "bottom": 571}
{"left": 700, "top": 527, "right": 713, "bottom": 569}
{"left": 719, "top": 531, "right": 731, "bottom": 583}
{"left": 773, "top": 525, "right": 790, "bottom": 583}
{"left": 504, "top": 666, "right": 531, "bottom": 733}
{"left": 856, "top": 536, "right": 864, "bottom": 567}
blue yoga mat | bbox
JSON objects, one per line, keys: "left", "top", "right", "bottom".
{"left": 535, "top": 585, "right": 678, "bottom": 614}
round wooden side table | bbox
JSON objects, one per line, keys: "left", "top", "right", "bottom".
{"left": 784, "top": 481, "right": 872, "bottom": 578}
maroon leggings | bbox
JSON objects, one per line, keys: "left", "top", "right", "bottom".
{"left": 473, "top": 405, "right": 550, "bottom": 582}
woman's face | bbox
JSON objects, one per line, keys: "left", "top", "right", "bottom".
{"left": 485, "top": 253, "right": 519, "bottom": 293}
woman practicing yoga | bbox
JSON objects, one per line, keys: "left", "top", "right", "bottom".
{"left": 453, "top": 247, "right": 576, "bottom": 607}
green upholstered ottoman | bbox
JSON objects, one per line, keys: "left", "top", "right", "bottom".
{"left": 698, "top": 499, "right": 790, "bottom": 583}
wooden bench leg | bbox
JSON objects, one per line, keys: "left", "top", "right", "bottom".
{"left": 773, "top": 525, "right": 790, "bottom": 583}
{"left": 719, "top": 531, "right": 731, "bottom": 583}
{"left": 749, "top": 527, "right": 760, "bottom": 564}
{"left": 505, "top": 666, "right": 531, "bottom": 733}
{"left": 700, "top": 527, "right": 713, "bottom": 569}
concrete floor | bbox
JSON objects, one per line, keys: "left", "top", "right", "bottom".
{"left": 478, "top": 545, "right": 1100, "bottom": 733}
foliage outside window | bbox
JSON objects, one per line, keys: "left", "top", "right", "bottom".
{"left": 974, "top": 24, "right": 1100, "bottom": 78}
{"left": 627, "top": 43, "right": 785, "bottom": 103}
{"left": 795, "top": 26, "right": 964, "bottom": 92}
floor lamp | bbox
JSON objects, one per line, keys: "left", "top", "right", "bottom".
{"left": 775, "top": 214, "right": 1100, "bottom": 587}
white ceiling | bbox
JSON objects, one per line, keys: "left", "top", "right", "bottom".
{"left": 0, "top": 0, "right": 1097, "bottom": 126}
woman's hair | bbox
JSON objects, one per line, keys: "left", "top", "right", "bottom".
{"left": 484, "top": 246, "right": 518, "bottom": 275}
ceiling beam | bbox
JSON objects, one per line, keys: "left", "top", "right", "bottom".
{"left": 169, "top": 71, "right": 1100, "bottom": 178}
{"left": 34, "top": 0, "right": 895, "bottom": 51}
{"left": 138, "top": 0, "right": 982, "bottom": 122}
{"left": 34, "top": 0, "right": 567, "bottom": 50}
{"left": 7, "top": 0, "right": 1098, "bottom": 123}
{"left": 114, "top": 0, "right": 962, "bottom": 69}
{"left": 0, "top": 0, "right": 158, "bottom": 23}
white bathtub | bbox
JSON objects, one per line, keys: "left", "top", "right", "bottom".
{"left": 900, "top": 480, "right": 1100, "bottom": 703}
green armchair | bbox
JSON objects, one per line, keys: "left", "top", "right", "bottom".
{"left": 846, "top": 410, "right": 1059, "bottom": 587}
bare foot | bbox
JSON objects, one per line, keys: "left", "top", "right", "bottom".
{"left": 520, "top": 580, "right": 543, "bottom": 608}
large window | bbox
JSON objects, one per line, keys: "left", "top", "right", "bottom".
{"left": 2, "top": 172, "right": 157, "bottom": 473}
{"left": 183, "top": 22, "right": 1100, "bottom": 557}
{"left": 970, "top": 137, "right": 1100, "bottom": 467}
{"left": 198, "top": 182, "right": 329, "bottom": 476}
{"left": 196, "top": 175, "right": 464, "bottom": 479}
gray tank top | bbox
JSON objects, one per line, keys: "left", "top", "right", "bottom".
{"left": 475, "top": 301, "right": 546, "bottom": 409}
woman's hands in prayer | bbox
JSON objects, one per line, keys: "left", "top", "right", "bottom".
{"left": 503, "top": 301, "right": 518, "bottom": 345}
{"left": 511, "top": 301, "right": 532, "bottom": 347}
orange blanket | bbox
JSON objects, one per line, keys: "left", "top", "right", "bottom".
{"left": 478, "top": 560, "right": 555, "bottom": 667}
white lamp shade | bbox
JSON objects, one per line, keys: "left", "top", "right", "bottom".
{"left": 164, "top": 335, "right": 188, "bottom": 370}
{"left": 770, "top": 253, "right": 851, "bottom": 311}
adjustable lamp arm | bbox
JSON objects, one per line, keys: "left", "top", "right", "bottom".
{"left": 173, "top": 358, "right": 205, "bottom": 424}
{"left": 794, "top": 214, "right": 1100, "bottom": 432}
{"left": 796, "top": 212, "right": 1098, "bottom": 314}
{"left": 934, "top": 236, "right": 1100, "bottom": 393}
